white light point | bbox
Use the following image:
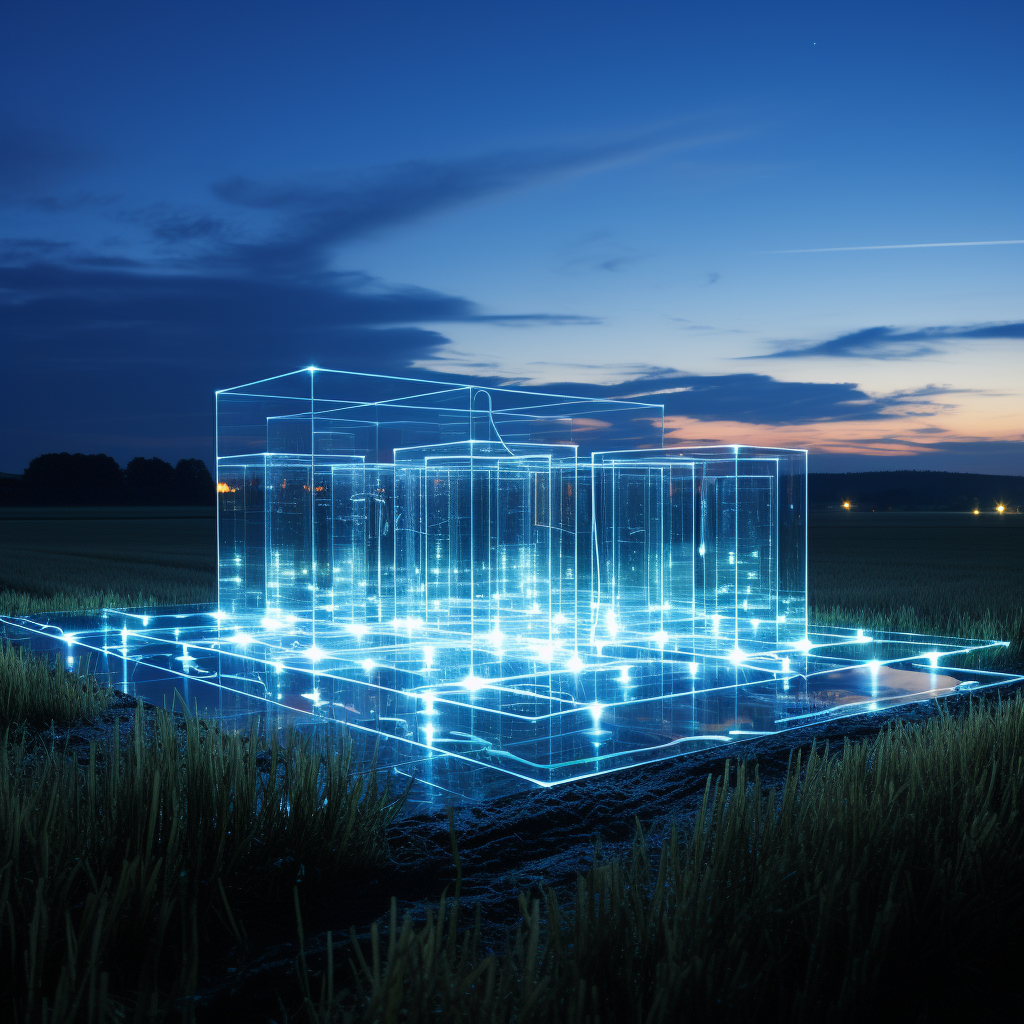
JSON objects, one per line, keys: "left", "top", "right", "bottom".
{"left": 63, "top": 633, "right": 76, "bottom": 646}
{"left": 618, "top": 666, "right": 630, "bottom": 685}
{"left": 793, "top": 637, "right": 813, "bottom": 654}
{"left": 211, "top": 610, "right": 228, "bottom": 621}
{"left": 868, "top": 659, "right": 881, "bottom": 672}
{"left": 728, "top": 647, "right": 745, "bottom": 666}
{"left": 423, "top": 645, "right": 435, "bottom": 669}
{"left": 361, "top": 658, "right": 375, "bottom": 672}
{"left": 750, "top": 619, "right": 760, "bottom": 631}
{"left": 651, "top": 630, "right": 669, "bottom": 646}
{"left": 529, "top": 602, "right": 541, "bottom": 615}
{"left": 273, "top": 661, "right": 284, "bottom": 674}
{"left": 567, "top": 651, "right": 585, "bottom": 673}
{"left": 926, "top": 652, "right": 939, "bottom": 668}
{"left": 462, "top": 674, "right": 484, "bottom": 693}
{"left": 605, "top": 610, "right": 619, "bottom": 638}
{"left": 781, "top": 657, "right": 790, "bottom": 674}
{"left": 422, "top": 691, "right": 436, "bottom": 716}
{"left": 345, "top": 623, "right": 369, "bottom": 638}
{"left": 66, "top": 655, "right": 75, "bottom": 667}
{"left": 141, "top": 616, "right": 150, "bottom": 627}
{"left": 305, "top": 645, "right": 325, "bottom": 661}
{"left": 588, "top": 702, "right": 604, "bottom": 728}
{"left": 535, "top": 643, "right": 555, "bottom": 664}
{"left": 689, "top": 661, "right": 699, "bottom": 676}
{"left": 120, "top": 628, "right": 129, "bottom": 642}
{"left": 261, "top": 616, "right": 282, "bottom": 631}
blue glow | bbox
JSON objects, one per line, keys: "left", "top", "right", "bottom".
{"left": 5, "top": 365, "right": 1013, "bottom": 799}
{"left": 207, "top": 364, "right": 1024, "bottom": 788}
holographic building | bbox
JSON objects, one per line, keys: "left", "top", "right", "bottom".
{"left": 3, "top": 366, "right": 1014, "bottom": 798}
{"left": 204, "top": 368, "right": 1008, "bottom": 787}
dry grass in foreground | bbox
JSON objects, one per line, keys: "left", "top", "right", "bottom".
{"left": 294, "top": 696, "right": 1024, "bottom": 1023}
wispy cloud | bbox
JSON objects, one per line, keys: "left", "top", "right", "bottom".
{"left": 756, "top": 322, "right": 1024, "bottom": 359}
{"left": 768, "top": 239, "right": 1024, "bottom": 254}
{"left": 501, "top": 370, "right": 959, "bottom": 426}
{"left": 206, "top": 126, "right": 709, "bottom": 277}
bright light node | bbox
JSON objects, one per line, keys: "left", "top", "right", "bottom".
{"left": 781, "top": 657, "right": 790, "bottom": 674}
{"left": 553, "top": 612, "right": 569, "bottom": 626}
{"left": 261, "top": 616, "right": 282, "bottom": 631}
{"left": 305, "top": 645, "right": 325, "bottom": 661}
{"left": 423, "top": 645, "right": 435, "bottom": 668}
{"left": 843, "top": 501, "right": 851, "bottom": 509}
{"left": 997, "top": 505, "right": 1005, "bottom": 514}
{"left": 63, "top": 633, "right": 76, "bottom": 646}
{"left": 926, "top": 652, "right": 939, "bottom": 667}
{"left": 689, "top": 661, "right": 699, "bottom": 676}
{"left": 211, "top": 610, "right": 228, "bottom": 621}
{"left": 618, "top": 666, "right": 631, "bottom": 685}
{"left": 651, "top": 630, "right": 669, "bottom": 646}
{"left": 345, "top": 623, "right": 369, "bottom": 638}
{"left": 868, "top": 659, "right": 881, "bottom": 672}
{"left": 793, "top": 637, "right": 813, "bottom": 653}
{"left": 462, "top": 674, "right": 484, "bottom": 693}
{"left": 728, "top": 647, "right": 746, "bottom": 665}
{"left": 361, "top": 658, "right": 375, "bottom": 672}
{"left": 422, "top": 691, "right": 436, "bottom": 715}
{"left": 588, "top": 702, "right": 604, "bottom": 727}
{"left": 567, "top": 652, "right": 585, "bottom": 673}
{"left": 231, "top": 632, "right": 253, "bottom": 646}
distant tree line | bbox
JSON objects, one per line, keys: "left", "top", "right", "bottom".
{"left": 0, "top": 453, "right": 215, "bottom": 506}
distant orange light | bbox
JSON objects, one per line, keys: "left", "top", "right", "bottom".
{"left": 216, "top": 481, "right": 235, "bottom": 494}
{"left": 973, "top": 509, "right": 980, "bottom": 515}
{"left": 997, "top": 505, "right": 1005, "bottom": 514}
{"left": 842, "top": 501, "right": 851, "bottom": 510}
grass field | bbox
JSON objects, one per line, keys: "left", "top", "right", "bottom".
{"left": 0, "top": 507, "right": 216, "bottom": 615}
{"left": 2, "top": 508, "right": 1023, "bottom": 1019}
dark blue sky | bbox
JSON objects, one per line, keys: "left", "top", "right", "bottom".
{"left": 2, "top": 2, "right": 1021, "bottom": 474}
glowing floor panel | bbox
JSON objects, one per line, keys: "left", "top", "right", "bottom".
{"left": 3, "top": 606, "right": 1019, "bottom": 796}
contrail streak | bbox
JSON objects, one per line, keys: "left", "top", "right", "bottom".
{"left": 769, "top": 239, "right": 1024, "bottom": 253}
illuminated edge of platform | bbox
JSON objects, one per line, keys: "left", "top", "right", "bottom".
{"left": 2, "top": 606, "right": 1021, "bottom": 794}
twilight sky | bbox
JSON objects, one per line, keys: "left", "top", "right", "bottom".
{"left": 1, "top": 1, "right": 1022, "bottom": 475}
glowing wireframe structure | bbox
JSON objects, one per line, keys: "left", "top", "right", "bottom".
{"left": 0, "top": 365, "right": 1017, "bottom": 796}
{"left": 196, "top": 367, "right": 1009, "bottom": 787}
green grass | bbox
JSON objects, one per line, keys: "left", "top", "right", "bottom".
{"left": 0, "top": 509, "right": 215, "bottom": 616}
{"left": 295, "top": 696, "right": 1024, "bottom": 1023}
{"left": 1, "top": 699, "right": 405, "bottom": 1021}
{"left": 1, "top": 508, "right": 1022, "bottom": 1019}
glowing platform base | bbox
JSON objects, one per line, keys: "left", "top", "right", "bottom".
{"left": 3, "top": 607, "right": 1020, "bottom": 799}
